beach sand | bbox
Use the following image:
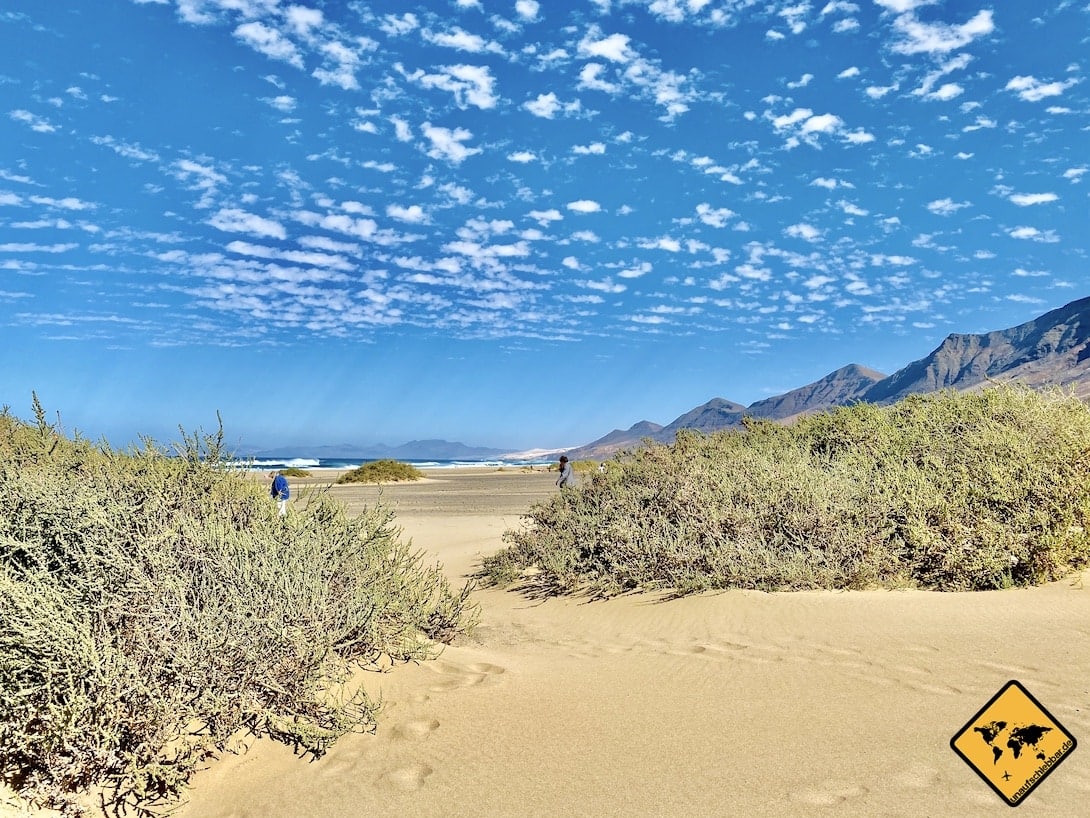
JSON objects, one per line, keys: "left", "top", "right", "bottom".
{"left": 5, "top": 469, "right": 1089, "bottom": 816}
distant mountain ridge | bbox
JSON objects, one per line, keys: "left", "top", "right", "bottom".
{"left": 565, "top": 295, "right": 1090, "bottom": 460}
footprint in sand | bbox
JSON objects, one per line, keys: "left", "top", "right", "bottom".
{"left": 392, "top": 718, "right": 440, "bottom": 740}
{"left": 380, "top": 762, "right": 434, "bottom": 792}
{"left": 891, "top": 763, "right": 941, "bottom": 790}
{"left": 680, "top": 640, "right": 751, "bottom": 657}
{"left": 793, "top": 781, "right": 869, "bottom": 807}
{"left": 426, "top": 660, "right": 505, "bottom": 692}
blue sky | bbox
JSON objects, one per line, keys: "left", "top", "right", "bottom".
{"left": 2, "top": 1, "right": 1087, "bottom": 452}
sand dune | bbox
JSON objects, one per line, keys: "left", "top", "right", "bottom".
{"left": 5, "top": 469, "right": 1089, "bottom": 816}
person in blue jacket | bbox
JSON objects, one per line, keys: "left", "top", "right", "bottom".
{"left": 269, "top": 470, "right": 290, "bottom": 516}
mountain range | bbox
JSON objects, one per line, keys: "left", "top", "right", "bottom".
{"left": 564, "top": 295, "right": 1090, "bottom": 460}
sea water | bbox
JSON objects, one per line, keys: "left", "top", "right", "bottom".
{"left": 234, "top": 456, "right": 556, "bottom": 472}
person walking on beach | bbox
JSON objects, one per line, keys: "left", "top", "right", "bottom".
{"left": 556, "top": 455, "right": 573, "bottom": 488}
{"left": 269, "top": 470, "right": 290, "bottom": 516}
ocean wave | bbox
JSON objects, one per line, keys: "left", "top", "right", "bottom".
{"left": 229, "top": 456, "right": 555, "bottom": 472}
{"left": 230, "top": 458, "right": 323, "bottom": 470}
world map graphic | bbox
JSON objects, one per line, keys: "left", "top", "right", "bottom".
{"left": 973, "top": 721, "right": 1053, "bottom": 765}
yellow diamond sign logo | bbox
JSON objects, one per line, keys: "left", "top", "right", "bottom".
{"left": 951, "top": 680, "right": 1077, "bottom": 806}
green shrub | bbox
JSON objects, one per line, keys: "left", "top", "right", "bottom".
{"left": 0, "top": 398, "right": 476, "bottom": 814}
{"left": 482, "top": 386, "right": 1090, "bottom": 597}
{"left": 279, "top": 466, "right": 311, "bottom": 477}
{"left": 547, "top": 459, "right": 598, "bottom": 473}
{"left": 337, "top": 459, "right": 424, "bottom": 484}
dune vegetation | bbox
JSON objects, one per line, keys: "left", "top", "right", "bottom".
{"left": 483, "top": 386, "right": 1090, "bottom": 598}
{"left": 0, "top": 397, "right": 476, "bottom": 815}
{"left": 278, "top": 465, "right": 311, "bottom": 477}
{"left": 336, "top": 459, "right": 424, "bottom": 484}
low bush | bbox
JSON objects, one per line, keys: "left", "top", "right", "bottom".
{"left": 0, "top": 397, "right": 476, "bottom": 814}
{"left": 547, "top": 459, "right": 598, "bottom": 473}
{"left": 337, "top": 459, "right": 424, "bottom": 484}
{"left": 482, "top": 386, "right": 1090, "bottom": 597}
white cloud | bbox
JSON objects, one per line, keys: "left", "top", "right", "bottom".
{"left": 804, "top": 274, "right": 836, "bottom": 288}
{"left": 578, "top": 29, "right": 633, "bottom": 63}
{"left": 801, "top": 113, "right": 842, "bottom": 134}
{"left": 577, "top": 63, "right": 621, "bottom": 94}
{"left": 389, "top": 116, "right": 412, "bottom": 142}
{"left": 411, "top": 64, "right": 498, "bottom": 109}
{"left": 28, "top": 195, "right": 96, "bottom": 211}
{"left": 225, "top": 241, "right": 354, "bottom": 271}
{"left": 779, "top": 3, "right": 811, "bottom": 35}
{"left": 265, "top": 95, "right": 296, "bottom": 112}
{"left": 639, "top": 237, "right": 681, "bottom": 252}
{"left": 1063, "top": 167, "right": 1087, "bottom": 183}
{"left": 870, "top": 254, "right": 916, "bottom": 267}
{"left": 422, "top": 26, "right": 501, "bottom": 54}
{"left": 313, "top": 39, "right": 373, "bottom": 91}
{"left": 1005, "top": 75, "right": 1080, "bottom": 102}
{"left": 572, "top": 142, "right": 606, "bottom": 155}
{"left": 926, "top": 82, "right": 963, "bottom": 101}
{"left": 581, "top": 277, "right": 626, "bottom": 294}
{"left": 619, "top": 261, "right": 653, "bottom": 278}
{"left": 1008, "top": 226, "right": 1060, "bottom": 243}
{"left": 515, "top": 0, "right": 540, "bottom": 21}
{"left": 234, "top": 22, "right": 304, "bottom": 69}
{"left": 284, "top": 5, "right": 323, "bottom": 38}
{"left": 838, "top": 66, "right": 860, "bottom": 79}
{"left": 865, "top": 83, "right": 897, "bottom": 99}
{"left": 208, "top": 208, "right": 287, "bottom": 240}
{"left": 527, "top": 208, "right": 562, "bottom": 226}
{"left": 962, "top": 116, "right": 996, "bottom": 132}
{"left": 842, "top": 128, "right": 875, "bottom": 144}
{"left": 387, "top": 204, "right": 429, "bottom": 223}
{"left": 1009, "top": 192, "right": 1058, "bottom": 206}
{"left": 421, "top": 123, "right": 482, "bottom": 164}
{"left": 89, "top": 135, "right": 160, "bottom": 162}
{"left": 507, "top": 150, "right": 537, "bottom": 163}
{"left": 695, "top": 203, "right": 735, "bottom": 227}
{"left": 0, "top": 242, "right": 78, "bottom": 253}
{"left": 889, "top": 9, "right": 994, "bottom": 55}
{"left": 380, "top": 13, "right": 419, "bottom": 36}
{"left": 567, "top": 200, "right": 602, "bottom": 214}
{"left": 926, "top": 198, "right": 970, "bottom": 216}
{"left": 771, "top": 107, "right": 812, "bottom": 130}
{"left": 873, "top": 1, "right": 938, "bottom": 12}
{"left": 524, "top": 92, "right": 561, "bottom": 118}
{"left": 9, "top": 110, "right": 57, "bottom": 133}
{"left": 785, "top": 223, "right": 822, "bottom": 242}
{"left": 575, "top": 31, "right": 695, "bottom": 119}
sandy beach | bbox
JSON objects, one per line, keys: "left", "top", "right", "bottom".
{"left": 5, "top": 468, "right": 1090, "bottom": 816}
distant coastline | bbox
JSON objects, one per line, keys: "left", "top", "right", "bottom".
{"left": 234, "top": 455, "right": 559, "bottom": 472}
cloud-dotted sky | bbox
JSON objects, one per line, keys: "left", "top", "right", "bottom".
{"left": 1, "top": 1, "right": 1088, "bottom": 450}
